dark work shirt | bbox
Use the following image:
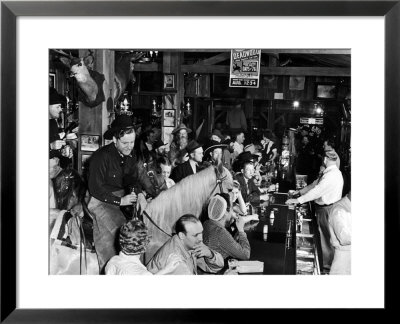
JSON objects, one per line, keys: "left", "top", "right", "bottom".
{"left": 88, "top": 143, "right": 139, "bottom": 206}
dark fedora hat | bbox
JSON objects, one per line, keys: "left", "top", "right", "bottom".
{"left": 49, "top": 87, "right": 65, "bottom": 106}
{"left": 204, "top": 140, "right": 228, "bottom": 156}
{"left": 103, "top": 114, "right": 134, "bottom": 140}
{"left": 172, "top": 123, "right": 192, "bottom": 135}
{"left": 186, "top": 140, "right": 202, "bottom": 154}
{"left": 236, "top": 151, "right": 259, "bottom": 163}
{"left": 153, "top": 139, "right": 168, "bottom": 150}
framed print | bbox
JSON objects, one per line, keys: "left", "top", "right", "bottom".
{"left": 163, "top": 73, "right": 175, "bottom": 90}
{"left": 162, "top": 109, "right": 175, "bottom": 127}
{"left": 80, "top": 134, "right": 100, "bottom": 152}
{"left": 2, "top": 0, "right": 399, "bottom": 322}
{"left": 314, "top": 83, "right": 337, "bottom": 99}
{"left": 49, "top": 73, "right": 56, "bottom": 88}
{"left": 289, "top": 76, "right": 305, "bottom": 90}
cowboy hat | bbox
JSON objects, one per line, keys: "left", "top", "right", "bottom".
{"left": 204, "top": 140, "right": 228, "bottom": 156}
{"left": 171, "top": 123, "right": 192, "bottom": 134}
{"left": 103, "top": 114, "right": 134, "bottom": 140}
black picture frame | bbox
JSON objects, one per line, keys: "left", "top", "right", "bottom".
{"left": 163, "top": 73, "right": 175, "bottom": 90}
{"left": 2, "top": 1, "right": 399, "bottom": 322}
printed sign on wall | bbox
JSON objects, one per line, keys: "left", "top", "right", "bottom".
{"left": 229, "top": 49, "right": 261, "bottom": 88}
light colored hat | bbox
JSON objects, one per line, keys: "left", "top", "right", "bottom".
{"left": 325, "top": 150, "right": 338, "bottom": 161}
{"left": 244, "top": 144, "right": 256, "bottom": 154}
{"left": 208, "top": 195, "right": 227, "bottom": 221}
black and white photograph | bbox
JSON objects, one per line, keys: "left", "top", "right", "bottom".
{"left": 48, "top": 48, "right": 352, "bottom": 277}
{"left": 162, "top": 109, "right": 175, "bottom": 127}
{"left": 80, "top": 134, "right": 100, "bottom": 152}
{"left": 163, "top": 73, "right": 175, "bottom": 90}
{"left": 5, "top": 5, "right": 392, "bottom": 316}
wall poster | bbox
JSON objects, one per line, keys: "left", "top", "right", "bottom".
{"left": 229, "top": 49, "right": 261, "bottom": 88}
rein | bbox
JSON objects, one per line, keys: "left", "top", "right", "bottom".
{"left": 142, "top": 210, "right": 172, "bottom": 238}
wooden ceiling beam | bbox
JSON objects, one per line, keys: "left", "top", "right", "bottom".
{"left": 196, "top": 52, "right": 231, "bottom": 65}
{"left": 261, "top": 49, "right": 351, "bottom": 55}
{"left": 181, "top": 65, "right": 350, "bottom": 76}
{"left": 172, "top": 49, "right": 351, "bottom": 55}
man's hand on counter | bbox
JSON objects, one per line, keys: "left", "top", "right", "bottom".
{"left": 285, "top": 198, "right": 299, "bottom": 205}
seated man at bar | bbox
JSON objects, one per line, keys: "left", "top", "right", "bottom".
{"left": 203, "top": 194, "right": 251, "bottom": 261}
{"left": 87, "top": 115, "right": 140, "bottom": 273}
{"left": 328, "top": 192, "right": 351, "bottom": 275}
{"left": 285, "top": 151, "right": 343, "bottom": 273}
{"left": 146, "top": 214, "right": 224, "bottom": 275}
{"left": 235, "top": 161, "right": 269, "bottom": 207}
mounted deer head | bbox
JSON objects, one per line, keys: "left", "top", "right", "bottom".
{"left": 114, "top": 51, "right": 145, "bottom": 102}
{"left": 54, "top": 49, "right": 105, "bottom": 107}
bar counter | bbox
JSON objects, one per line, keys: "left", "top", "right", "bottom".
{"left": 244, "top": 190, "right": 320, "bottom": 275}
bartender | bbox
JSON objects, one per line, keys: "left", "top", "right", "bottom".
{"left": 285, "top": 151, "right": 343, "bottom": 273}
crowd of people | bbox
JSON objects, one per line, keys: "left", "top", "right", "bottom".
{"left": 49, "top": 87, "right": 351, "bottom": 275}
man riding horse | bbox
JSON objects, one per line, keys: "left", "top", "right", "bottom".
{"left": 87, "top": 115, "right": 149, "bottom": 273}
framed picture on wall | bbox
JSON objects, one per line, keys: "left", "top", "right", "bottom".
{"left": 162, "top": 109, "right": 175, "bottom": 127}
{"left": 163, "top": 73, "right": 175, "bottom": 90}
{"left": 315, "top": 83, "right": 338, "bottom": 99}
{"left": 80, "top": 134, "right": 100, "bottom": 152}
{"left": 49, "top": 73, "right": 56, "bottom": 88}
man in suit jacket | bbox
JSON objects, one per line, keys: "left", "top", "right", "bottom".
{"left": 235, "top": 161, "right": 269, "bottom": 207}
{"left": 170, "top": 140, "right": 204, "bottom": 183}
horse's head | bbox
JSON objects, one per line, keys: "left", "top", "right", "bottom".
{"left": 213, "top": 159, "right": 234, "bottom": 194}
{"left": 54, "top": 168, "right": 86, "bottom": 210}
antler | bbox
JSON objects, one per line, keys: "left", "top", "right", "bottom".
{"left": 52, "top": 49, "right": 74, "bottom": 58}
{"left": 130, "top": 52, "right": 146, "bottom": 62}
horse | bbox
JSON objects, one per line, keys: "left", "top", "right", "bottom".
{"left": 50, "top": 168, "right": 98, "bottom": 275}
{"left": 140, "top": 160, "right": 234, "bottom": 263}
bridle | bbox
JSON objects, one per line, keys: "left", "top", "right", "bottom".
{"left": 212, "top": 167, "right": 228, "bottom": 195}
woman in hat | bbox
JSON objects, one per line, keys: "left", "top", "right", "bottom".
{"left": 105, "top": 219, "right": 182, "bottom": 275}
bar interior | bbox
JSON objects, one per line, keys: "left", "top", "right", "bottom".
{"left": 49, "top": 49, "right": 351, "bottom": 276}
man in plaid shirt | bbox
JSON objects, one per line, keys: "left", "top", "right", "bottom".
{"left": 203, "top": 194, "right": 251, "bottom": 261}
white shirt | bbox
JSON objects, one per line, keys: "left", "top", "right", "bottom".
{"left": 105, "top": 252, "right": 152, "bottom": 275}
{"left": 233, "top": 141, "right": 244, "bottom": 156}
{"left": 189, "top": 159, "right": 198, "bottom": 174}
{"left": 298, "top": 165, "right": 343, "bottom": 205}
